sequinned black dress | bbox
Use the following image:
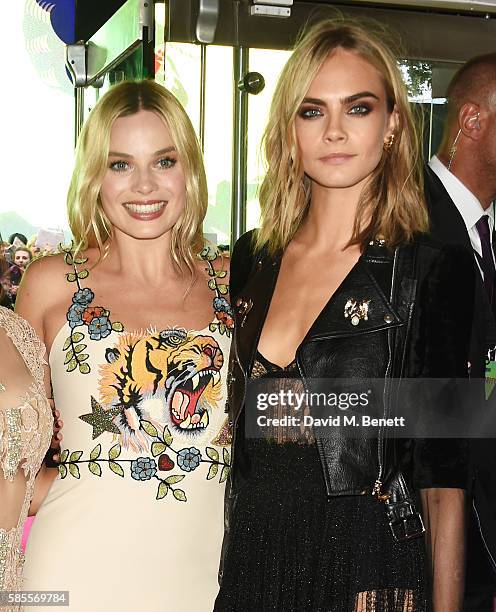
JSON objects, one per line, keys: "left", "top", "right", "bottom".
{"left": 214, "top": 352, "right": 428, "bottom": 612}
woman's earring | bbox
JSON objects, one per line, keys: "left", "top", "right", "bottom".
{"left": 383, "top": 133, "right": 395, "bottom": 151}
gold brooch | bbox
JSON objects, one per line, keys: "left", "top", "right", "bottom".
{"left": 344, "top": 298, "right": 370, "bottom": 326}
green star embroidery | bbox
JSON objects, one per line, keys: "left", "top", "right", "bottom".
{"left": 79, "top": 396, "right": 122, "bottom": 439}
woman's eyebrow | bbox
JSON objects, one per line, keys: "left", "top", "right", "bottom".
{"left": 300, "top": 92, "right": 380, "bottom": 106}
{"left": 108, "top": 146, "right": 176, "bottom": 158}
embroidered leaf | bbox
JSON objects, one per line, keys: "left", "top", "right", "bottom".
{"left": 151, "top": 442, "right": 167, "bottom": 457}
{"left": 162, "top": 426, "right": 173, "bottom": 446}
{"left": 78, "top": 363, "right": 90, "bottom": 374}
{"left": 111, "top": 322, "right": 124, "bottom": 332}
{"left": 207, "top": 267, "right": 216, "bottom": 277}
{"left": 209, "top": 323, "right": 217, "bottom": 332}
{"left": 72, "top": 332, "right": 84, "bottom": 342}
{"left": 109, "top": 461, "right": 124, "bottom": 477}
{"left": 207, "top": 463, "right": 219, "bottom": 480}
{"left": 141, "top": 420, "right": 158, "bottom": 438}
{"left": 64, "top": 349, "right": 75, "bottom": 364}
{"left": 165, "top": 474, "right": 185, "bottom": 485}
{"left": 88, "top": 461, "right": 102, "bottom": 476}
{"left": 218, "top": 284, "right": 228, "bottom": 295}
{"left": 64, "top": 252, "right": 73, "bottom": 265}
{"left": 108, "top": 443, "right": 121, "bottom": 460}
{"left": 69, "top": 463, "right": 80, "bottom": 479}
{"left": 74, "top": 257, "right": 88, "bottom": 265}
{"left": 66, "top": 272, "right": 77, "bottom": 283}
{"left": 66, "top": 359, "right": 78, "bottom": 372}
{"left": 77, "top": 269, "right": 89, "bottom": 280}
{"left": 76, "top": 354, "right": 89, "bottom": 363}
{"left": 103, "top": 310, "right": 110, "bottom": 317}
{"left": 223, "top": 447, "right": 230, "bottom": 466}
{"left": 60, "top": 449, "right": 69, "bottom": 463}
{"left": 219, "top": 324, "right": 226, "bottom": 335}
{"left": 173, "top": 488, "right": 187, "bottom": 502}
{"left": 69, "top": 450, "right": 83, "bottom": 462}
{"left": 156, "top": 482, "right": 168, "bottom": 500}
{"left": 208, "top": 279, "right": 217, "bottom": 290}
{"left": 59, "top": 464, "right": 67, "bottom": 479}
{"left": 89, "top": 444, "right": 101, "bottom": 460}
{"left": 220, "top": 465, "right": 230, "bottom": 483}
{"left": 206, "top": 447, "right": 219, "bottom": 462}
{"left": 216, "top": 270, "right": 227, "bottom": 278}
{"left": 74, "top": 344, "right": 87, "bottom": 353}
{"left": 63, "top": 337, "right": 71, "bottom": 351}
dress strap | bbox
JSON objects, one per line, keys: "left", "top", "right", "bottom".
{"left": 199, "top": 246, "right": 234, "bottom": 338}
{"left": 0, "top": 306, "right": 46, "bottom": 385}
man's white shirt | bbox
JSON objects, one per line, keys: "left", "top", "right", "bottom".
{"left": 429, "top": 155, "right": 495, "bottom": 276}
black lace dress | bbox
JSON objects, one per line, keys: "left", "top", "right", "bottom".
{"left": 214, "top": 352, "right": 428, "bottom": 612}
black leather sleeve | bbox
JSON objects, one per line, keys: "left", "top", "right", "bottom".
{"left": 408, "top": 244, "right": 475, "bottom": 489}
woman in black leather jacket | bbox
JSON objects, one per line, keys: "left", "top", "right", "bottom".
{"left": 215, "top": 19, "right": 474, "bottom": 612}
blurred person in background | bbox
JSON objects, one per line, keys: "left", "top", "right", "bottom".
{"left": 9, "top": 246, "right": 33, "bottom": 300}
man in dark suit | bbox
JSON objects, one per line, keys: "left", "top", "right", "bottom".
{"left": 425, "top": 53, "right": 496, "bottom": 611}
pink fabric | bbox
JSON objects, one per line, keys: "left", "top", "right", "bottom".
{"left": 21, "top": 517, "right": 34, "bottom": 551}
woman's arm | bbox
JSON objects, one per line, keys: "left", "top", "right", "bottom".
{"left": 421, "top": 487, "right": 465, "bottom": 611}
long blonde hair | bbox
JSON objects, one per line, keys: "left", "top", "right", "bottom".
{"left": 68, "top": 80, "right": 207, "bottom": 275}
{"left": 256, "top": 18, "right": 428, "bottom": 254}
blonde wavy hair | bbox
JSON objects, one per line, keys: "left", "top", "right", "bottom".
{"left": 68, "top": 80, "right": 207, "bottom": 275}
{"left": 256, "top": 18, "right": 428, "bottom": 254}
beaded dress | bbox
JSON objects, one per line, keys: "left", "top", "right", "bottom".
{"left": 23, "top": 248, "right": 233, "bottom": 612}
{"left": 0, "top": 307, "right": 52, "bottom": 611}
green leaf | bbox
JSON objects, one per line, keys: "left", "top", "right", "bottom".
{"left": 156, "top": 482, "right": 168, "bottom": 500}
{"left": 207, "top": 463, "right": 219, "bottom": 480}
{"left": 219, "top": 324, "right": 226, "bottom": 335}
{"left": 216, "top": 270, "right": 227, "bottom": 278}
{"left": 173, "top": 489, "right": 187, "bottom": 502}
{"left": 206, "top": 447, "right": 219, "bottom": 462}
{"left": 162, "top": 426, "right": 173, "bottom": 446}
{"left": 88, "top": 461, "right": 102, "bottom": 476}
{"left": 69, "top": 450, "right": 83, "bottom": 462}
{"left": 64, "top": 349, "right": 75, "bottom": 364}
{"left": 223, "top": 447, "right": 230, "bottom": 466}
{"left": 66, "top": 272, "right": 77, "bottom": 283}
{"left": 90, "top": 444, "right": 101, "bottom": 460}
{"left": 218, "top": 284, "right": 228, "bottom": 295}
{"left": 63, "top": 336, "right": 71, "bottom": 351}
{"left": 72, "top": 332, "right": 84, "bottom": 342}
{"left": 78, "top": 362, "right": 90, "bottom": 374}
{"left": 208, "top": 279, "right": 217, "bottom": 290}
{"left": 151, "top": 442, "right": 166, "bottom": 457}
{"left": 77, "top": 269, "right": 89, "bottom": 280}
{"left": 207, "top": 267, "right": 216, "bottom": 277}
{"left": 64, "top": 252, "right": 73, "bottom": 265}
{"left": 76, "top": 354, "right": 90, "bottom": 363}
{"left": 164, "top": 474, "right": 185, "bottom": 485}
{"left": 66, "top": 359, "right": 78, "bottom": 372}
{"left": 69, "top": 463, "right": 80, "bottom": 479}
{"left": 108, "top": 443, "right": 121, "bottom": 460}
{"left": 111, "top": 321, "right": 124, "bottom": 332}
{"left": 59, "top": 464, "right": 67, "bottom": 479}
{"left": 219, "top": 465, "right": 230, "bottom": 483}
{"left": 109, "top": 461, "right": 124, "bottom": 477}
{"left": 74, "top": 257, "right": 88, "bottom": 265}
{"left": 209, "top": 323, "right": 217, "bottom": 332}
{"left": 141, "top": 420, "right": 158, "bottom": 438}
{"left": 74, "top": 344, "right": 87, "bottom": 353}
{"left": 60, "top": 449, "right": 69, "bottom": 463}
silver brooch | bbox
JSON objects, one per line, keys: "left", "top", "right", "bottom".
{"left": 236, "top": 298, "right": 253, "bottom": 327}
{"left": 344, "top": 298, "right": 370, "bottom": 326}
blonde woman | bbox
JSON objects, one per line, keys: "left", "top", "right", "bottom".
{"left": 216, "top": 21, "right": 473, "bottom": 612}
{"left": 17, "top": 80, "right": 233, "bottom": 612}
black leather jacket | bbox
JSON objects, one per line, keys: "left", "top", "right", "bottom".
{"left": 221, "top": 231, "right": 474, "bottom": 574}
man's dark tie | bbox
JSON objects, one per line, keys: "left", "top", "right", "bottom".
{"left": 475, "top": 214, "right": 496, "bottom": 306}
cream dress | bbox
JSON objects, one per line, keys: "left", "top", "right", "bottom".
{"left": 23, "top": 248, "right": 233, "bottom": 612}
{"left": 0, "top": 307, "right": 52, "bottom": 611}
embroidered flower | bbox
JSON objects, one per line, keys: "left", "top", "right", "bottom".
{"left": 213, "top": 297, "right": 234, "bottom": 329}
{"left": 73, "top": 288, "right": 94, "bottom": 306}
{"left": 131, "top": 457, "right": 157, "bottom": 481}
{"left": 88, "top": 315, "right": 112, "bottom": 340}
{"left": 82, "top": 306, "right": 105, "bottom": 325}
{"left": 177, "top": 447, "right": 201, "bottom": 472}
{"left": 67, "top": 303, "right": 86, "bottom": 328}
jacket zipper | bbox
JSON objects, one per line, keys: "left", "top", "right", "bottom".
{"left": 472, "top": 498, "right": 496, "bottom": 573}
